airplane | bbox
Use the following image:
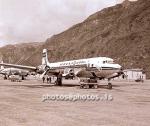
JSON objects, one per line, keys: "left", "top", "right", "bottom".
{"left": 0, "top": 62, "right": 29, "bottom": 80}
{"left": 0, "top": 49, "right": 122, "bottom": 88}
{"left": 42, "top": 49, "right": 122, "bottom": 88}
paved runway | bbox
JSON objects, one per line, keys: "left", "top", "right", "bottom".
{"left": 0, "top": 78, "right": 150, "bottom": 126}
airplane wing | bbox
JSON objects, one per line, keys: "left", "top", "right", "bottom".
{"left": 0, "top": 63, "right": 37, "bottom": 71}
{"left": 46, "top": 67, "right": 85, "bottom": 78}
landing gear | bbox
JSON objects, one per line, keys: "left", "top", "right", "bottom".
{"left": 55, "top": 73, "right": 62, "bottom": 86}
{"left": 21, "top": 75, "right": 25, "bottom": 80}
{"left": 107, "top": 79, "right": 112, "bottom": 89}
{"left": 107, "top": 83, "right": 112, "bottom": 89}
{"left": 4, "top": 75, "right": 7, "bottom": 80}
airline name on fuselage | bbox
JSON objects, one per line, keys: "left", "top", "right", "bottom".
{"left": 60, "top": 60, "right": 86, "bottom": 66}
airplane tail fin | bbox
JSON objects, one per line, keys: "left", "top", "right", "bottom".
{"left": 42, "top": 49, "right": 49, "bottom": 66}
{"left": 0, "top": 61, "right": 4, "bottom": 70}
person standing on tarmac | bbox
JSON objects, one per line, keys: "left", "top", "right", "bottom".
{"left": 49, "top": 76, "right": 51, "bottom": 83}
{"left": 42, "top": 76, "right": 45, "bottom": 83}
{"left": 47, "top": 76, "right": 49, "bottom": 83}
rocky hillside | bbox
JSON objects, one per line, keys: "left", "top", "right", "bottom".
{"left": 0, "top": 42, "right": 42, "bottom": 65}
{"left": 0, "top": 0, "right": 150, "bottom": 77}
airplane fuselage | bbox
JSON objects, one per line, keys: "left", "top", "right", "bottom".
{"left": 45, "top": 57, "right": 121, "bottom": 79}
{"left": 0, "top": 68, "right": 29, "bottom": 76}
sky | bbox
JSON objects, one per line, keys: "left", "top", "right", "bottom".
{"left": 0, "top": 0, "right": 125, "bottom": 47}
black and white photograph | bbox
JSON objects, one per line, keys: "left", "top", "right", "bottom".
{"left": 0, "top": 0, "right": 150, "bottom": 125}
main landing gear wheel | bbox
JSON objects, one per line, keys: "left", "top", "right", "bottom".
{"left": 107, "top": 83, "right": 112, "bottom": 89}
{"left": 56, "top": 78, "right": 62, "bottom": 86}
{"left": 21, "top": 75, "right": 25, "bottom": 80}
{"left": 55, "top": 74, "right": 62, "bottom": 86}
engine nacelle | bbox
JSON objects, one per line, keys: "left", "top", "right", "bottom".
{"left": 63, "top": 68, "right": 75, "bottom": 79}
{"left": 36, "top": 65, "right": 47, "bottom": 74}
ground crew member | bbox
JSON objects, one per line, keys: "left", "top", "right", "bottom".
{"left": 42, "top": 76, "right": 45, "bottom": 83}
{"left": 49, "top": 76, "right": 51, "bottom": 83}
{"left": 47, "top": 76, "right": 49, "bottom": 83}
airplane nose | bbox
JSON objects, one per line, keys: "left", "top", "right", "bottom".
{"left": 118, "top": 64, "right": 122, "bottom": 69}
{"left": 116, "top": 64, "right": 122, "bottom": 70}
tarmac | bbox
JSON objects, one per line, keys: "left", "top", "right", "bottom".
{"left": 0, "top": 77, "right": 150, "bottom": 126}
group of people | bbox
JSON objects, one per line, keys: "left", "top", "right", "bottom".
{"left": 42, "top": 75, "right": 52, "bottom": 83}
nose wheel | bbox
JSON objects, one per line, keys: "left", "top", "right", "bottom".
{"left": 107, "top": 83, "right": 112, "bottom": 89}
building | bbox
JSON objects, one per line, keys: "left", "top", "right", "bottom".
{"left": 123, "top": 69, "right": 146, "bottom": 80}
{"left": 116, "top": 69, "right": 146, "bottom": 81}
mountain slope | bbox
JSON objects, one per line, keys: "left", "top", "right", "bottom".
{"left": 0, "top": 42, "right": 42, "bottom": 65}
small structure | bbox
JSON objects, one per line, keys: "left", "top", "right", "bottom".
{"left": 115, "top": 69, "right": 146, "bottom": 82}
{"left": 123, "top": 69, "right": 146, "bottom": 81}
